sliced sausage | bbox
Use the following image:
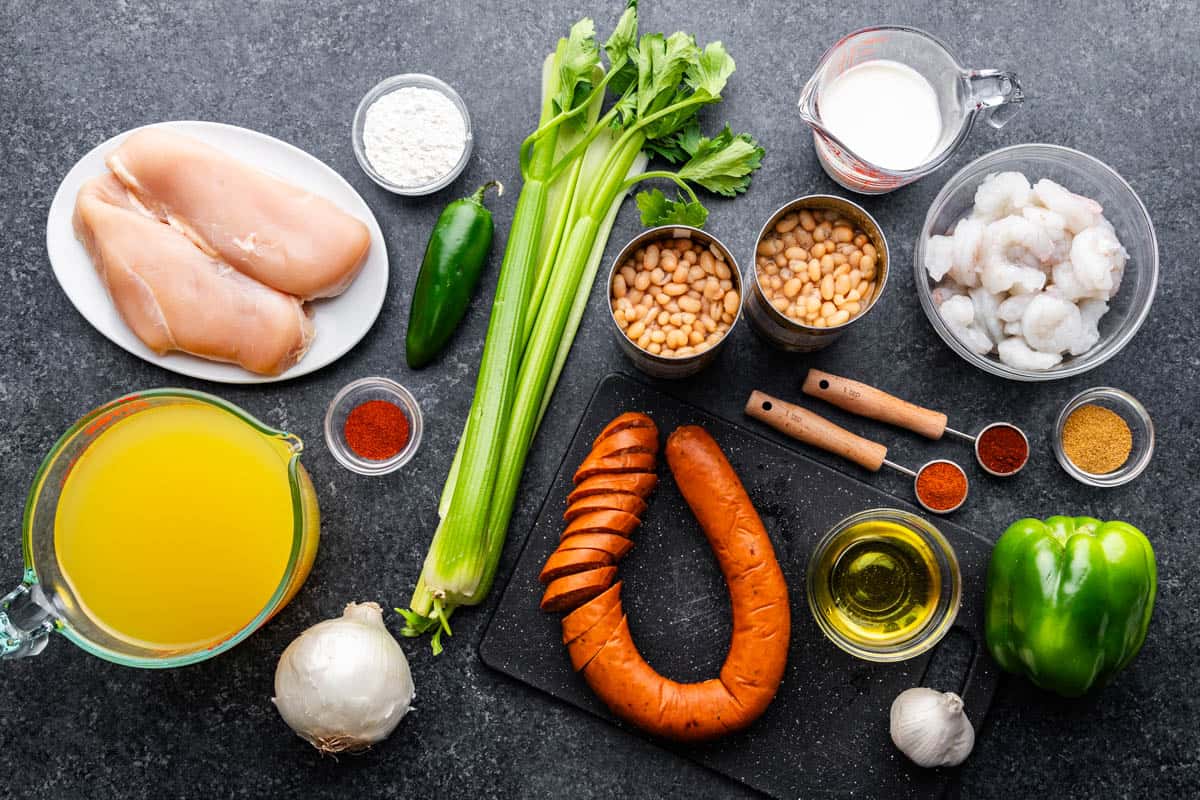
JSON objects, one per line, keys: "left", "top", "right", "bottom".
{"left": 561, "top": 510, "right": 640, "bottom": 540}
{"left": 588, "top": 427, "right": 660, "bottom": 460}
{"left": 562, "top": 581, "right": 623, "bottom": 645}
{"left": 567, "top": 600, "right": 625, "bottom": 671}
{"left": 539, "top": 547, "right": 612, "bottom": 584}
{"left": 567, "top": 473, "right": 658, "bottom": 504}
{"left": 540, "top": 566, "right": 618, "bottom": 613}
{"left": 556, "top": 533, "right": 634, "bottom": 561}
{"left": 573, "top": 452, "right": 657, "bottom": 484}
{"left": 580, "top": 426, "right": 791, "bottom": 742}
{"left": 593, "top": 412, "right": 655, "bottom": 446}
{"left": 564, "top": 492, "right": 648, "bottom": 522}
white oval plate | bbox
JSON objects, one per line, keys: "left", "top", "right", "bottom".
{"left": 46, "top": 120, "right": 389, "bottom": 384}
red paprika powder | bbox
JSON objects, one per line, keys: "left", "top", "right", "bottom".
{"left": 976, "top": 424, "right": 1028, "bottom": 475}
{"left": 344, "top": 399, "right": 411, "bottom": 460}
{"left": 915, "top": 461, "right": 968, "bottom": 512}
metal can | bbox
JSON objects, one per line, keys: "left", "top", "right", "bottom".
{"left": 606, "top": 225, "right": 743, "bottom": 379}
{"left": 743, "top": 195, "right": 889, "bottom": 352}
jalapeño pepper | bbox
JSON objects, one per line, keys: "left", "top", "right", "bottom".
{"left": 406, "top": 181, "right": 502, "bottom": 368}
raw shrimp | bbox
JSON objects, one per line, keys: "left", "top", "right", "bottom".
{"left": 998, "top": 337, "right": 1063, "bottom": 370}
{"left": 1050, "top": 261, "right": 1100, "bottom": 301}
{"left": 980, "top": 216, "right": 1052, "bottom": 294}
{"left": 1070, "top": 225, "right": 1127, "bottom": 295}
{"left": 926, "top": 171, "right": 1126, "bottom": 371}
{"left": 931, "top": 283, "right": 965, "bottom": 306}
{"left": 1071, "top": 298, "right": 1108, "bottom": 355}
{"left": 939, "top": 295, "right": 994, "bottom": 355}
{"left": 952, "top": 217, "right": 986, "bottom": 276}
{"left": 1021, "top": 293, "right": 1084, "bottom": 354}
{"left": 925, "top": 234, "right": 955, "bottom": 281}
{"left": 973, "top": 172, "right": 1033, "bottom": 220}
{"left": 968, "top": 287, "right": 1004, "bottom": 344}
{"left": 1022, "top": 206, "right": 1071, "bottom": 262}
{"left": 1032, "top": 179, "right": 1103, "bottom": 234}
{"left": 997, "top": 293, "right": 1035, "bottom": 322}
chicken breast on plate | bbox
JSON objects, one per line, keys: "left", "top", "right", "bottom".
{"left": 73, "top": 174, "right": 314, "bottom": 376}
{"left": 107, "top": 128, "right": 370, "bottom": 300}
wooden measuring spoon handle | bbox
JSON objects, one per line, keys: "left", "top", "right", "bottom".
{"left": 802, "top": 369, "right": 948, "bottom": 440}
{"left": 745, "top": 390, "right": 888, "bottom": 472}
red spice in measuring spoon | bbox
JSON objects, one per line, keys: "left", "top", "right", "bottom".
{"left": 975, "top": 423, "right": 1029, "bottom": 476}
{"left": 914, "top": 460, "right": 968, "bottom": 513}
{"left": 344, "top": 399, "right": 411, "bottom": 460}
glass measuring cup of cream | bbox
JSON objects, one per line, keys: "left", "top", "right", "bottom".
{"left": 0, "top": 389, "right": 320, "bottom": 667}
{"left": 799, "top": 26, "right": 1024, "bottom": 194}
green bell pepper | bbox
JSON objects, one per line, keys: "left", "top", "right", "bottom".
{"left": 984, "top": 516, "right": 1156, "bottom": 697}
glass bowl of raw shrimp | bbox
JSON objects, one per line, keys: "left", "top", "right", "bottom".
{"left": 915, "top": 144, "right": 1158, "bottom": 381}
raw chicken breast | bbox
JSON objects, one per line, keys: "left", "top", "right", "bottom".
{"left": 107, "top": 128, "right": 370, "bottom": 299}
{"left": 73, "top": 174, "right": 314, "bottom": 375}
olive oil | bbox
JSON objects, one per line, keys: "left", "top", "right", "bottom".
{"left": 815, "top": 520, "right": 940, "bottom": 646}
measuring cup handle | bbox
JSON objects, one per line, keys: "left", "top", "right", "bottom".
{"left": 966, "top": 69, "right": 1025, "bottom": 129}
{"left": 803, "top": 369, "right": 948, "bottom": 440}
{"left": 745, "top": 391, "right": 888, "bottom": 472}
{"left": 0, "top": 582, "right": 55, "bottom": 660}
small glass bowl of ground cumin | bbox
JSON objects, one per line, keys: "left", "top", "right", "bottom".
{"left": 1053, "top": 387, "right": 1153, "bottom": 487}
{"left": 325, "top": 377, "right": 423, "bottom": 475}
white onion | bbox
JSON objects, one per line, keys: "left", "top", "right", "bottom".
{"left": 273, "top": 602, "right": 415, "bottom": 753}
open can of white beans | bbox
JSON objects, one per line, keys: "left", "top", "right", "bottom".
{"left": 744, "top": 195, "right": 889, "bottom": 352}
{"left": 607, "top": 225, "right": 743, "bottom": 379}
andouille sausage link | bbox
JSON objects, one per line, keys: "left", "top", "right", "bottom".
{"left": 580, "top": 426, "right": 791, "bottom": 741}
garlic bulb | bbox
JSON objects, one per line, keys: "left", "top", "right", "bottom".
{"left": 889, "top": 687, "right": 975, "bottom": 768}
{"left": 273, "top": 602, "right": 415, "bottom": 753}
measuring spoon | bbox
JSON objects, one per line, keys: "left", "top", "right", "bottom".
{"left": 745, "top": 390, "right": 968, "bottom": 514}
{"left": 802, "top": 369, "right": 1029, "bottom": 477}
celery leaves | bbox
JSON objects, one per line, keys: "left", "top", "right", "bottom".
{"left": 636, "top": 188, "right": 709, "bottom": 227}
{"left": 555, "top": 18, "right": 601, "bottom": 118}
{"left": 677, "top": 125, "right": 764, "bottom": 196}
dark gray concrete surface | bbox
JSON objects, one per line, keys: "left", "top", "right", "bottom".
{"left": 1, "top": 1, "right": 1196, "bottom": 797}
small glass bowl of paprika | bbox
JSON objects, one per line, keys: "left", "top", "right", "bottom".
{"left": 324, "top": 377, "right": 423, "bottom": 476}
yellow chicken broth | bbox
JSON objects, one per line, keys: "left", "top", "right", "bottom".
{"left": 54, "top": 402, "right": 295, "bottom": 651}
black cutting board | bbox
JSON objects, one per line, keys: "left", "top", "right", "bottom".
{"left": 480, "top": 374, "right": 998, "bottom": 799}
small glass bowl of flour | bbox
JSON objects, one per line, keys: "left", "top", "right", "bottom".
{"left": 353, "top": 74, "right": 473, "bottom": 195}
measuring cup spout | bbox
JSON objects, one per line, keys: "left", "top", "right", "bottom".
{"left": 0, "top": 580, "right": 56, "bottom": 660}
{"left": 966, "top": 69, "right": 1025, "bottom": 129}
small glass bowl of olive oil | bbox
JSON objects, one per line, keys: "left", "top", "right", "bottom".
{"left": 807, "top": 509, "right": 961, "bottom": 662}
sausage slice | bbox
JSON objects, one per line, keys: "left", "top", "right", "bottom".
{"left": 564, "top": 492, "right": 648, "bottom": 522}
{"left": 567, "top": 473, "right": 658, "bottom": 504}
{"left": 573, "top": 452, "right": 657, "bottom": 484}
{"left": 556, "top": 533, "right": 634, "bottom": 561}
{"left": 562, "top": 581, "right": 623, "bottom": 645}
{"left": 539, "top": 547, "right": 612, "bottom": 584}
{"left": 567, "top": 600, "right": 625, "bottom": 671}
{"left": 539, "top": 566, "right": 618, "bottom": 613}
{"left": 561, "top": 510, "right": 641, "bottom": 541}
{"left": 593, "top": 412, "right": 655, "bottom": 446}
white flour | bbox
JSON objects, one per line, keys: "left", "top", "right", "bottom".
{"left": 362, "top": 87, "right": 468, "bottom": 187}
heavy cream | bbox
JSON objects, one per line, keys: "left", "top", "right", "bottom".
{"left": 820, "top": 60, "right": 942, "bottom": 171}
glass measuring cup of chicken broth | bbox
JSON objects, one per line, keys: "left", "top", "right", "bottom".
{"left": 0, "top": 390, "right": 320, "bottom": 667}
{"left": 799, "top": 26, "right": 1025, "bottom": 194}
